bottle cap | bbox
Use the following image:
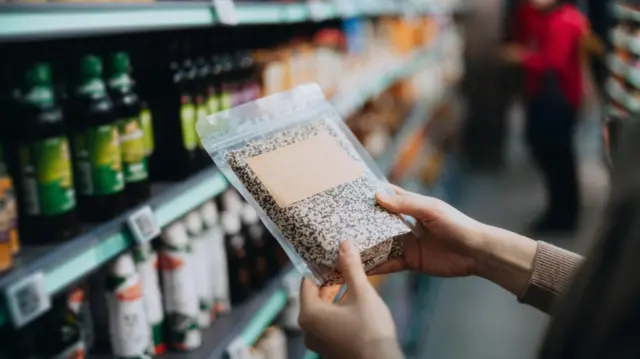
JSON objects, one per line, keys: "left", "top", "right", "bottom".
{"left": 80, "top": 55, "right": 103, "bottom": 78}
{"left": 221, "top": 211, "right": 242, "bottom": 236}
{"left": 162, "top": 221, "right": 189, "bottom": 247}
{"left": 240, "top": 204, "right": 259, "bottom": 225}
{"left": 26, "top": 63, "right": 52, "bottom": 86}
{"left": 109, "top": 253, "right": 137, "bottom": 277}
{"left": 221, "top": 190, "right": 244, "bottom": 214}
{"left": 199, "top": 201, "right": 219, "bottom": 227}
{"left": 109, "top": 52, "right": 131, "bottom": 75}
{"left": 184, "top": 211, "right": 204, "bottom": 235}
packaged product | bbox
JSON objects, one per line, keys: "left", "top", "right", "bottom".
{"left": 133, "top": 242, "right": 166, "bottom": 355}
{"left": 197, "top": 84, "right": 412, "bottom": 285}
{"left": 105, "top": 253, "right": 152, "bottom": 359}
{"left": 159, "top": 222, "right": 201, "bottom": 351}
{"left": 199, "top": 201, "right": 231, "bottom": 314}
{"left": 184, "top": 211, "right": 215, "bottom": 327}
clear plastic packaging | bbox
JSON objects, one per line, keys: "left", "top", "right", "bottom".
{"left": 197, "top": 84, "right": 412, "bottom": 285}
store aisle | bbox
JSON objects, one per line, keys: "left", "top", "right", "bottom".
{"left": 417, "top": 105, "right": 609, "bottom": 359}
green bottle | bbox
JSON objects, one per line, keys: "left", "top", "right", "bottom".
{"left": 107, "top": 52, "right": 150, "bottom": 206}
{"left": 70, "top": 55, "right": 126, "bottom": 222}
{"left": 7, "top": 63, "right": 78, "bottom": 244}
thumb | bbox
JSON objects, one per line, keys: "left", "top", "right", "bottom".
{"left": 337, "top": 240, "right": 371, "bottom": 299}
{"left": 376, "top": 191, "right": 438, "bottom": 220}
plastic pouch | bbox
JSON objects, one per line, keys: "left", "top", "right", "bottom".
{"left": 197, "top": 83, "right": 413, "bottom": 285}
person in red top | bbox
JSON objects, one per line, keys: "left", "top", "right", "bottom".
{"left": 502, "top": 0, "right": 588, "bottom": 233}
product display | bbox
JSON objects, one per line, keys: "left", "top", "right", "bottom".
{"left": 0, "top": 5, "right": 463, "bottom": 359}
{"left": 198, "top": 84, "right": 412, "bottom": 285}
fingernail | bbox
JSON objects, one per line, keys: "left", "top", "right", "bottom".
{"left": 340, "top": 240, "right": 355, "bottom": 255}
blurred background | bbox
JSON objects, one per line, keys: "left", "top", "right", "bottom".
{"left": 0, "top": 0, "right": 620, "bottom": 358}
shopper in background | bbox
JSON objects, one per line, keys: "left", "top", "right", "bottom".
{"left": 501, "top": 0, "right": 587, "bottom": 233}
{"left": 299, "top": 138, "right": 640, "bottom": 359}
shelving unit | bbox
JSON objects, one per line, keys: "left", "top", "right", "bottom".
{"left": 0, "top": 3, "right": 466, "bottom": 359}
{"left": 0, "top": 1, "right": 457, "bottom": 41}
{"left": 0, "top": 38, "right": 441, "bottom": 331}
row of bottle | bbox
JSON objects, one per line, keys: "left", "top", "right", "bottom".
{"left": 0, "top": 189, "right": 290, "bottom": 358}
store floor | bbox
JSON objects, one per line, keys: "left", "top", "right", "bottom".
{"left": 417, "top": 105, "right": 609, "bottom": 359}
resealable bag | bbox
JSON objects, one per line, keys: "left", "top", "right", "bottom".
{"left": 197, "top": 84, "right": 413, "bottom": 285}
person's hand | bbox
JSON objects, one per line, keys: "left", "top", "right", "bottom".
{"left": 501, "top": 44, "right": 526, "bottom": 64}
{"left": 371, "top": 186, "right": 485, "bottom": 278}
{"left": 298, "top": 241, "right": 403, "bottom": 359}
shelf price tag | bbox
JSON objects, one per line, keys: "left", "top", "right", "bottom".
{"left": 5, "top": 271, "right": 51, "bottom": 328}
{"left": 227, "top": 337, "right": 251, "bottom": 359}
{"left": 307, "top": 0, "right": 328, "bottom": 22}
{"left": 213, "top": 0, "right": 239, "bottom": 25}
{"left": 333, "top": 0, "right": 357, "bottom": 18}
{"left": 126, "top": 205, "right": 161, "bottom": 244}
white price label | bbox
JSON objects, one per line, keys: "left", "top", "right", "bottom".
{"left": 6, "top": 272, "right": 51, "bottom": 327}
{"left": 227, "top": 337, "right": 251, "bottom": 359}
{"left": 333, "top": 0, "right": 357, "bottom": 17}
{"left": 308, "top": 0, "right": 328, "bottom": 21}
{"left": 126, "top": 205, "right": 161, "bottom": 244}
{"left": 213, "top": 0, "right": 239, "bottom": 25}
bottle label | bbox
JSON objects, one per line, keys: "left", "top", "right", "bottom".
{"left": 180, "top": 102, "right": 197, "bottom": 151}
{"left": 105, "top": 274, "right": 152, "bottom": 359}
{"left": 140, "top": 108, "right": 155, "bottom": 156}
{"left": 19, "top": 137, "right": 76, "bottom": 216}
{"left": 218, "top": 90, "right": 232, "bottom": 111}
{"left": 73, "top": 125, "right": 125, "bottom": 196}
{"left": 196, "top": 104, "right": 208, "bottom": 149}
{"left": 207, "top": 94, "right": 220, "bottom": 115}
{"left": 118, "top": 117, "right": 149, "bottom": 183}
{"left": 0, "top": 176, "right": 18, "bottom": 248}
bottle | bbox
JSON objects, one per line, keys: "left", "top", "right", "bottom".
{"left": 147, "top": 37, "right": 199, "bottom": 180}
{"left": 68, "top": 286, "right": 95, "bottom": 356}
{"left": 199, "top": 201, "right": 231, "bottom": 315}
{"left": 159, "top": 221, "right": 201, "bottom": 351}
{"left": 139, "top": 101, "right": 155, "bottom": 165}
{"left": 240, "top": 204, "right": 270, "bottom": 288}
{"left": 105, "top": 252, "right": 152, "bottom": 359}
{"left": 69, "top": 55, "right": 126, "bottom": 222}
{"left": 7, "top": 63, "right": 78, "bottom": 244}
{"left": 107, "top": 52, "right": 150, "bottom": 206}
{"left": 0, "top": 144, "right": 16, "bottom": 272}
{"left": 222, "top": 211, "right": 253, "bottom": 304}
{"left": 35, "top": 294, "right": 85, "bottom": 359}
{"left": 219, "top": 188, "right": 245, "bottom": 215}
{"left": 184, "top": 211, "right": 215, "bottom": 328}
{"left": 133, "top": 241, "right": 166, "bottom": 355}
{"left": 218, "top": 54, "right": 235, "bottom": 111}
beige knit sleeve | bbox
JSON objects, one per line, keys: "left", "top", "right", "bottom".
{"left": 518, "top": 241, "right": 583, "bottom": 314}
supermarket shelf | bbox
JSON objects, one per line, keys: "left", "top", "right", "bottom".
{"left": 612, "top": 3, "right": 640, "bottom": 23}
{"left": 0, "top": 167, "right": 228, "bottom": 327}
{"left": 165, "top": 269, "right": 290, "bottom": 359}
{"left": 0, "top": 1, "right": 457, "bottom": 41}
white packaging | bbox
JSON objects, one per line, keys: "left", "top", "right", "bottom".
{"left": 105, "top": 253, "right": 152, "bottom": 359}
{"left": 159, "top": 221, "right": 202, "bottom": 351}
{"left": 200, "top": 200, "right": 231, "bottom": 314}
{"left": 133, "top": 242, "right": 166, "bottom": 355}
{"left": 184, "top": 211, "right": 215, "bottom": 328}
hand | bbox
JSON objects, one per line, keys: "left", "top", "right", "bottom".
{"left": 299, "top": 241, "right": 403, "bottom": 359}
{"left": 501, "top": 44, "right": 526, "bottom": 64}
{"left": 371, "top": 186, "right": 484, "bottom": 278}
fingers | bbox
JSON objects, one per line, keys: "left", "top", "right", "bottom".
{"left": 376, "top": 191, "right": 438, "bottom": 220}
{"left": 338, "top": 240, "right": 372, "bottom": 299}
{"left": 300, "top": 278, "right": 321, "bottom": 309}
{"left": 367, "top": 257, "right": 407, "bottom": 276}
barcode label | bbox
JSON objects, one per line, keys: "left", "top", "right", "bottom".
{"left": 6, "top": 272, "right": 51, "bottom": 327}
{"left": 227, "top": 337, "right": 250, "bottom": 359}
{"left": 126, "top": 206, "right": 161, "bottom": 244}
{"left": 213, "top": 0, "right": 239, "bottom": 25}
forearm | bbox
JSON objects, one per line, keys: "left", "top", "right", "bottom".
{"left": 473, "top": 224, "right": 584, "bottom": 313}
{"left": 360, "top": 339, "right": 404, "bottom": 359}
{"left": 474, "top": 224, "right": 538, "bottom": 297}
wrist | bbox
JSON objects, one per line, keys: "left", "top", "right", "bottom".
{"left": 359, "top": 339, "right": 404, "bottom": 359}
{"left": 472, "top": 224, "right": 538, "bottom": 296}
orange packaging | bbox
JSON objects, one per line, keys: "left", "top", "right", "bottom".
{"left": 0, "top": 176, "right": 16, "bottom": 272}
